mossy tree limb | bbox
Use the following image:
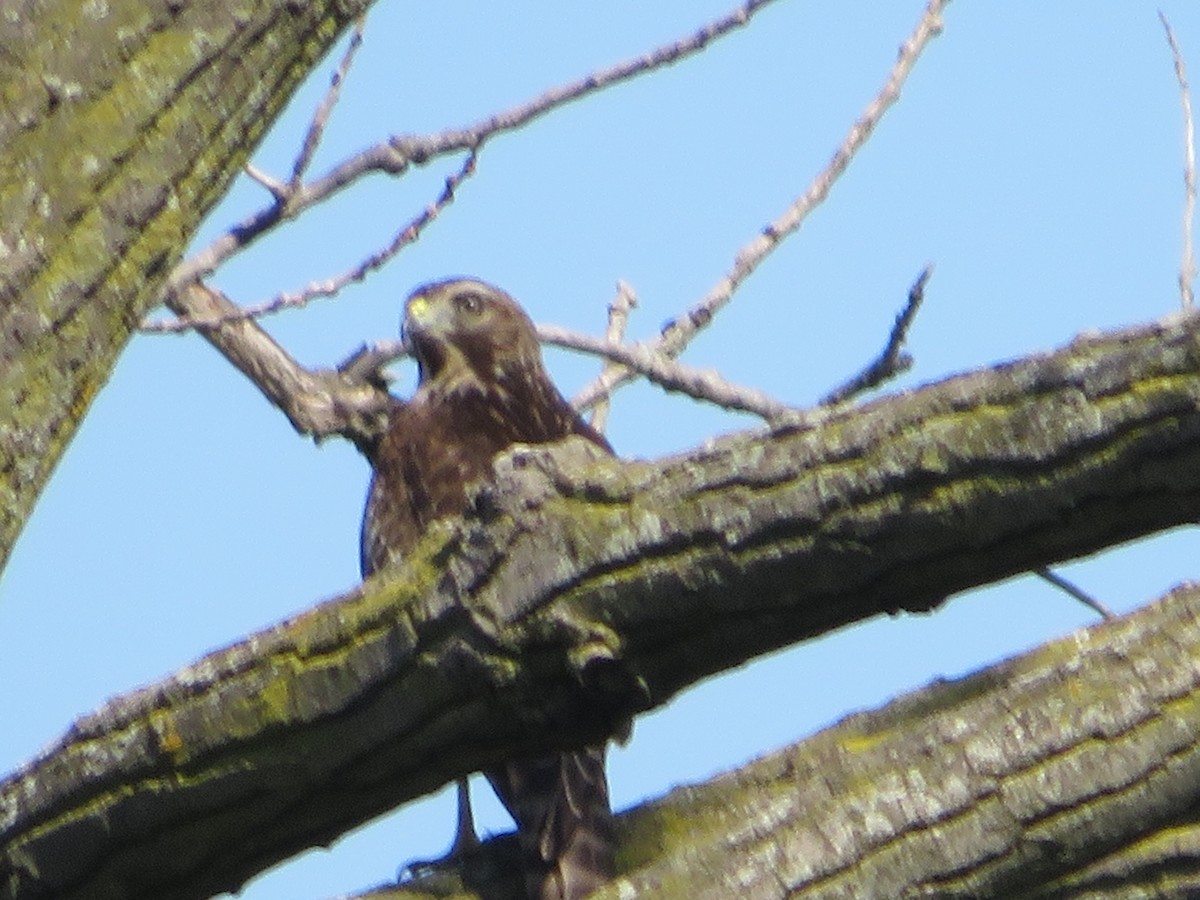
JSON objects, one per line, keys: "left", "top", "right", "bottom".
{"left": 362, "top": 581, "right": 1200, "bottom": 899}
{"left": 3, "top": 311, "right": 1199, "bottom": 900}
{"left": 605, "top": 581, "right": 1200, "bottom": 899}
{"left": 0, "top": 0, "right": 373, "bottom": 576}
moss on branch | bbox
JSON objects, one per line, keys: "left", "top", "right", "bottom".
{"left": 3, "top": 312, "right": 1200, "bottom": 899}
{"left": 0, "top": 0, "right": 373, "bottom": 575}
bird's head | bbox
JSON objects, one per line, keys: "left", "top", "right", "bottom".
{"left": 403, "top": 278, "right": 544, "bottom": 394}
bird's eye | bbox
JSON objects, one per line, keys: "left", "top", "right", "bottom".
{"left": 454, "top": 292, "right": 484, "bottom": 316}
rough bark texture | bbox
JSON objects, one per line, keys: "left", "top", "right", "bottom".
{"left": 607, "top": 580, "right": 1200, "bottom": 899}
{"left": 0, "top": 0, "right": 372, "bottom": 575}
{"left": 2, "top": 311, "right": 1199, "bottom": 900}
{"left": 360, "top": 581, "right": 1200, "bottom": 900}
{"left": 165, "top": 284, "right": 392, "bottom": 454}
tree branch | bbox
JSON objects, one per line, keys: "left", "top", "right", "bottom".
{"left": 161, "top": 283, "right": 391, "bottom": 453}
{"left": 335, "top": 324, "right": 800, "bottom": 424}
{"left": 589, "top": 281, "right": 639, "bottom": 434}
{"left": 146, "top": 151, "right": 479, "bottom": 334}
{"left": 0, "top": 0, "right": 373, "bottom": 578}
{"left": 820, "top": 264, "right": 932, "bottom": 406}
{"left": 351, "top": 581, "right": 1200, "bottom": 899}
{"left": 573, "top": 0, "right": 949, "bottom": 412}
{"left": 1162, "top": 12, "right": 1197, "bottom": 310}
{"left": 165, "top": 0, "right": 785, "bottom": 296}
{"left": 540, "top": 325, "right": 795, "bottom": 419}
{"left": 1034, "top": 566, "right": 1116, "bottom": 620}
{"left": 290, "top": 17, "right": 367, "bottom": 190}
{"left": 5, "top": 311, "right": 1200, "bottom": 900}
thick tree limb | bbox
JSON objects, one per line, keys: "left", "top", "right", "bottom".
{"left": 358, "top": 580, "right": 1200, "bottom": 900}
{"left": 3, "top": 311, "right": 1200, "bottom": 900}
{"left": 0, "top": 0, "right": 374, "bottom": 576}
{"left": 605, "top": 581, "right": 1200, "bottom": 899}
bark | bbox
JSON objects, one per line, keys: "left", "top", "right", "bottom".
{"left": 165, "top": 284, "right": 391, "bottom": 454}
{"left": 605, "top": 580, "right": 1200, "bottom": 900}
{"left": 363, "top": 581, "right": 1200, "bottom": 900}
{"left": 2, "top": 311, "right": 1199, "bottom": 900}
{"left": 0, "top": 0, "right": 373, "bottom": 576}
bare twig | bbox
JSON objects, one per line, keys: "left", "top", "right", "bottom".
{"left": 243, "top": 163, "right": 288, "bottom": 201}
{"left": 1035, "top": 567, "right": 1116, "bottom": 621}
{"left": 336, "top": 324, "right": 795, "bottom": 420}
{"left": 573, "top": 0, "right": 950, "bottom": 413}
{"left": 291, "top": 17, "right": 366, "bottom": 188}
{"left": 1161, "top": 11, "right": 1197, "bottom": 310}
{"left": 589, "top": 281, "right": 639, "bottom": 433}
{"left": 541, "top": 326, "right": 792, "bottom": 418}
{"left": 164, "top": 0, "right": 783, "bottom": 297}
{"left": 820, "top": 264, "right": 932, "bottom": 406}
{"left": 143, "top": 151, "right": 479, "bottom": 334}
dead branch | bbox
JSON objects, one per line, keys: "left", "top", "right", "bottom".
{"left": 243, "top": 163, "right": 289, "bottom": 201}
{"left": 1162, "top": 12, "right": 1197, "bottom": 310}
{"left": 540, "top": 325, "right": 795, "bottom": 419}
{"left": 290, "top": 16, "right": 367, "bottom": 189}
{"left": 163, "top": 0, "right": 784, "bottom": 296}
{"left": 1034, "top": 567, "right": 1116, "bottom": 621}
{"left": 335, "top": 322, "right": 799, "bottom": 422}
{"left": 145, "top": 151, "right": 478, "bottom": 334}
{"left": 590, "top": 281, "right": 639, "bottom": 433}
{"left": 160, "top": 283, "right": 390, "bottom": 452}
{"left": 820, "top": 263, "right": 932, "bottom": 406}
{"left": 573, "top": 0, "right": 949, "bottom": 412}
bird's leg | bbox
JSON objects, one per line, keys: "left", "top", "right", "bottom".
{"left": 399, "top": 777, "right": 482, "bottom": 883}
{"left": 448, "top": 777, "right": 480, "bottom": 855}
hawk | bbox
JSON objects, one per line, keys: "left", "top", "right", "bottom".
{"left": 361, "top": 278, "right": 617, "bottom": 900}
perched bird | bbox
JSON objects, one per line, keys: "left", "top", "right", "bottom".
{"left": 361, "top": 278, "right": 617, "bottom": 900}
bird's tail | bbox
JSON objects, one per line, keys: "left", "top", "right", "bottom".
{"left": 487, "top": 746, "right": 615, "bottom": 900}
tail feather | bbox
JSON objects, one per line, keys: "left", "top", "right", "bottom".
{"left": 487, "top": 746, "right": 615, "bottom": 900}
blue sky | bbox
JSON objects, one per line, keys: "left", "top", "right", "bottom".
{"left": 3, "top": 2, "right": 1199, "bottom": 897}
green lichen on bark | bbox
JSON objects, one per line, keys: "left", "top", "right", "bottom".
{"left": 10, "top": 312, "right": 1199, "bottom": 899}
{"left": 588, "top": 584, "right": 1200, "bottom": 900}
{"left": 0, "top": 0, "right": 373, "bottom": 576}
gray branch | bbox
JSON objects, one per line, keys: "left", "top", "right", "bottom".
{"left": 4, "top": 310, "right": 1200, "bottom": 900}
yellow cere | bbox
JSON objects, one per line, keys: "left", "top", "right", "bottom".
{"left": 407, "top": 295, "right": 430, "bottom": 320}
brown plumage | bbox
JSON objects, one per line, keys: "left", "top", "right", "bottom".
{"left": 361, "top": 278, "right": 616, "bottom": 900}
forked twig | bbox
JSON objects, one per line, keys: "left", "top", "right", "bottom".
{"left": 144, "top": 151, "right": 478, "bottom": 333}
{"left": 164, "top": 0, "right": 783, "bottom": 297}
{"left": 244, "top": 163, "right": 288, "bottom": 201}
{"left": 589, "top": 281, "right": 639, "bottom": 433}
